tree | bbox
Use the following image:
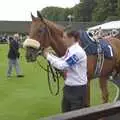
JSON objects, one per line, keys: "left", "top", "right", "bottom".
{"left": 63, "top": 8, "right": 74, "bottom": 21}
{"left": 92, "top": 0, "right": 118, "bottom": 21}
{"left": 72, "top": 3, "right": 82, "bottom": 21}
{"left": 117, "top": 0, "right": 120, "bottom": 17}
{"left": 105, "top": 16, "right": 120, "bottom": 22}
{"left": 41, "top": 7, "right": 65, "bottom": 21}
{"left": 79, "top": 0, "right": 96, "bottom": 21}
{"left": 40, "top": 0, "right": 119, "bottom": 22}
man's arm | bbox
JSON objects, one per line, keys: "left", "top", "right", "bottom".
{"left": 46, "top": 52, "right": 82, "bottom": 70}
{"left": 46, "top": 53, "right": 69, "bottom": 70}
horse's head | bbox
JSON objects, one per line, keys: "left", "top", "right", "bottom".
{"left": 23, "top": 11, "right": 65, "bottom": 62}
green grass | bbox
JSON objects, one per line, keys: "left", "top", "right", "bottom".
{"left": 0, "top": 44, "right": 118, "bottom": 120}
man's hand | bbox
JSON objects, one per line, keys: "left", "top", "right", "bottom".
{"left": 43, "top": 48, "right": 49, "bottom": 57}
{"left": 43, "top": 47, "right": 56, "bottom": 58}
{"left": 43, "top": 47, "right": 54, "bottom": 57}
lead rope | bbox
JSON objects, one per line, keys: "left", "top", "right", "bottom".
{"left": 47, "top": 61, "right": 60, "bottom": 96}
{"left": 37, "top": 59, "right": 61, "bottom": 96}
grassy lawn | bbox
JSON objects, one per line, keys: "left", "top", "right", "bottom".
{"left": 0, "top": 44, "right": 118, "bottom": 120}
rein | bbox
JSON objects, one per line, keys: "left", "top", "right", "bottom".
{"left": 36, "top": 57, "right": 62, "bottom": 96}
{"left": 47, "top": 61, "right": 60, "bottom": 96}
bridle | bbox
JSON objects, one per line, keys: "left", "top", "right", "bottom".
{"left": 34, "top": 18, "right": 63, "bottom": 96}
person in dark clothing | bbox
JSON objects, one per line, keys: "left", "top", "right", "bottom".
{"left": 7, "top": 34, "right": 24, "bottom": 77}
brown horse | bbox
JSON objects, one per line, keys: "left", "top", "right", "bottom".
{"left": 23, "top": 11, "right": 120, "bottom": 106}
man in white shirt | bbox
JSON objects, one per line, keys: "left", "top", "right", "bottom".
{"left": 43, "top": 31, "right": 88, "bottom": 112}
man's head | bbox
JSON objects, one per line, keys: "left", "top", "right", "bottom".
{"left": 13, "top": 33, "right": 19, "bottom": 40}
{"left": 63, "top": 31, "right": 80, "bottom": 47}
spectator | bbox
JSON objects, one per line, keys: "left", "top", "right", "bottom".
{"left": 7, "top": 33, "right": 24, "bottom": 77}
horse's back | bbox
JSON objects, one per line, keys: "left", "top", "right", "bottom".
{"left": 79, "top": 30, "right": 114, "bottom": 59}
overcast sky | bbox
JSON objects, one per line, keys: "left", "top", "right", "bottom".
{"left": 0, "top": 0, "right": 79, "bottom": 21}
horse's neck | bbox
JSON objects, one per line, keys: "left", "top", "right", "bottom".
{"left": 50, "top": 37, "right": 66, "bottom": 57}
{"left": 47, "top": 23, "right": 67, "bottom": 57}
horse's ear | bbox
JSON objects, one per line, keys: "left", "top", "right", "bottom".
{"left": 31, "top": 13, "right": 36, "bottom": 21}
{"left": 37, "top": 11, "right": 43, "bottom": 21}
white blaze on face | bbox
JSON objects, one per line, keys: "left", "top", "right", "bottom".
{"left": 23, "top": 39, "right": 40, "bottom": 49}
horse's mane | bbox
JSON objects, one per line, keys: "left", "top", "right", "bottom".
{"left": 44, "top": 19, "right": 64, "bottom": 36}
{"left": 40, "top": 19, "right": 66, "bottom": 56}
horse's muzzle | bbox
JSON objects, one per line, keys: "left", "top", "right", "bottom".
{"left": 26, "top": 55, "right": 37, "bottom": 62}
{"left": 27, "top": 57, "right": 36, "bottom": 62}
{"left": 25, "top": 47, "right": 39, "bottom": 62}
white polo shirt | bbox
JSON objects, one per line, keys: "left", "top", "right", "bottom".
{"left": 46, "top": 42, "right": 87, "bottom": 86}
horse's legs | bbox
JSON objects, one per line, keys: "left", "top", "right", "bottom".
{"left": 86, "top": 79, "right": 90, "bottom": 107}
{"left": 99, "top": 77, "right": 109, "bottom": 103}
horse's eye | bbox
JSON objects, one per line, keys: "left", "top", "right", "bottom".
{"left": 39, "top": 28, "right": 47, "bottom": 33}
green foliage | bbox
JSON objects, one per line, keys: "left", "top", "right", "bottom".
{"left": 41, "top": 7, "right": 66, "bottom": 21}
{"left": 92, "top": 0, "right": 118, "bottom": 21}
{"left": 105, "top": 16, "right": 120, "bottom": 22}
{"left": 79, "top": 0, "right": 96, "bottom": 21}
{"left": 64, "top": 8, "right": 74, "bottom": 21}
{"left": 117, "top": 0, "right": 120, "bottom": 17}
{"left": 40, "top": 0, "right": 120, "bottom": 22}
{"left": 72, "top": 3, "right": 82, "bottom": 21}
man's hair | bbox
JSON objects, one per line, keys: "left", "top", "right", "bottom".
{"left": 66, "top": 31, "right": 80, "bottom": 42}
